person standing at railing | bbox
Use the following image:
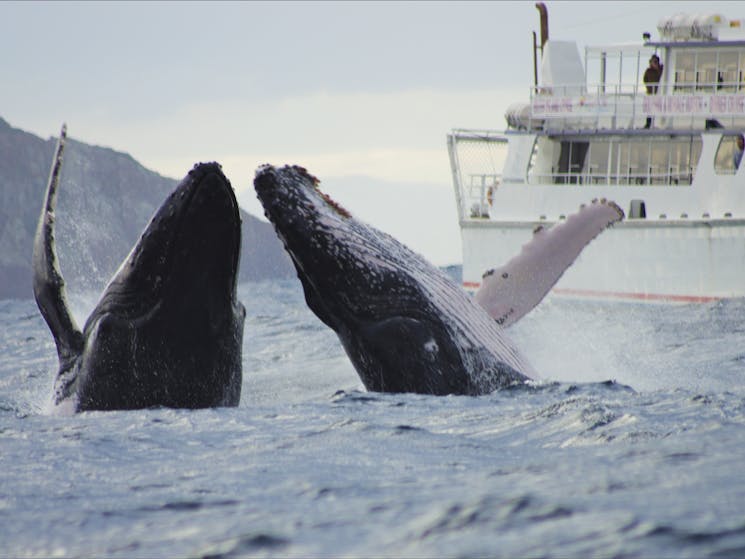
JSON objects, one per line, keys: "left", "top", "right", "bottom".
{"left": 643, "top": 54, "right": 663, "bottom": 129}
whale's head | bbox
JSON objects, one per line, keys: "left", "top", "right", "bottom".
{"left": 71, "top": 162, "right": 245, "bottom": 409}
{"left": 254, "top": 165, "right": 530, "bottom": 395}
{"left": 254, "top": 164, "right": 410, "bottom": 330}
{"left": 93, "top": 162, "right": 242, "bottom": 321}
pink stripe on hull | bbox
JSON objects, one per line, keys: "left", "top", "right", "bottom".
{"left": 463, "top": 283, "right": 721, "bottom": 304}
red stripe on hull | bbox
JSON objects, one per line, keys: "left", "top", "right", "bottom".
{"left": 551, "top": 287, "right": 721, "bottom": 304}
{"left": 462, "top": 283, "right": 721, "bottom": 304}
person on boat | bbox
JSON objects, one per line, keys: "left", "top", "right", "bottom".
{"left": 734, "top": 134, "right": 744, "bottom": 171}
{"left": 643, "top": 55, "right": 663, "bottom": 129}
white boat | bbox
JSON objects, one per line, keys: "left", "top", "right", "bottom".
{"left": 448, "top": 7, "right": 745, "bottom": 303}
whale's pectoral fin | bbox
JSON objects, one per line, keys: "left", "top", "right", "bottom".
{"left": 32, "top": 124, "right": 84, "bottom": 364}
{"left": 475, "top": 199, "right": 624, "bottom": 327}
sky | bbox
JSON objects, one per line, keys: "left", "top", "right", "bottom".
{"left": 2, "top": 1, "right": 741, "bottom": 265}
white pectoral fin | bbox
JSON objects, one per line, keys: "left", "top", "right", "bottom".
{"left": 475, "top": 199, "right": 624, "bottom": 327}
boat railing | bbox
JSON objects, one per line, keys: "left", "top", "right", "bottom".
{"left": 529, "top": 166, "right": 695, "bottom": 186}
{"left": 447, "top": 130, "right": 508, "bottom": 220}
{"left": 528, "top": 81, "right": 745, "bottom": 130}
{"left": 672, "top": 78, "right": 745, "bottom": 94}
{"left": 465, "top": 173, "right": 500, "bottom": 218}
{"left": 529, "top": 82, "right": 643, "bottom": 130}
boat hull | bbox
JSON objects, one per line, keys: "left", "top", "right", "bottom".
{"left": 461, "top": 218, "right": 745, "bottom": 303}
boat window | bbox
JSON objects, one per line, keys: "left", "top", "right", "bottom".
{"left": 586, "top": 140, "right": 611, "bottom": 181}
{"left": 673, "top": 138, "right": 700, "bottom": 184}
{"left": 719, "top": 52, "right": 740, "bottom": 92}
{"left": 714, "top": 135, "right": 744, "bottom": 175}
{"left": 673, "top": 49, "right": 745, "bottom": 93}
{"left": 615, "top": 142, "right": 631, "bottom": 184}
{"left": 697, "top": 52, "right": 718, "bottom": 92}
{"left": 627, "top": 142, "right": 650, "bottom": 184}
{"left": 674, "top": 52, "right": 696, "bottom": 92}
{"left": 649, "top": 142, "right": 671, "bottom": 183}
{"left": 556, "top": 141, "right": 589, "bottom": 183}
{"left": 531, "top": 136, "right": 702, "bottom": 185}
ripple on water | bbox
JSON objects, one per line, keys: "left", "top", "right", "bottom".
{"left": 2, "top": 285, "right": 745, "bottom": 558}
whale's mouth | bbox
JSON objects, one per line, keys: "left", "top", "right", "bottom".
{"left": 92, "top": 163, "right": 241, "bottom": 321}
{"left": 254, "top": 164, "right": 351, "bottom": 230}
{"left": 253, "top": 164, "right": 357, "bottom": 278}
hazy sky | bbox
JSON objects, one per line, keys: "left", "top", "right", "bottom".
{"left": 2, "top": 1, "right": 741, "bottom": 265}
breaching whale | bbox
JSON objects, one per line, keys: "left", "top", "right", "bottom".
{"left": 254, "top": 165, "right": 622, "bottom": 396}
{"left": 33, "top": 126, "right": 245, "bottom": 412}
{"left": 255, "top": 165, "right": 537, "bottom": 395}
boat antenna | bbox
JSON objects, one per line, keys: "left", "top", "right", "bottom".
{"left": 533, "top": 2, "right": 549, "bottom": 88}
{"left": 532, "top": 31, "right": 539, "bottom": 88}
{"left": 535, "top": 2, "right": 549, "bottom": 49}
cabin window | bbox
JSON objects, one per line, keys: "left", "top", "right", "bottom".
{"left": 673, "top": 49, "right": 745, "bottom": 93}
{"left": 674, "top": 52, "right": 696, "bottom": 93}
{"left": 534, "top": 136, "right": 702, "bottom": 185}
{"left": 556, "top": 141, "right": 589, "bottom": 183}
{"left": 714, "top": 135, "right": 744, "bottom": 175}
{"left": 613, "top": 137, "right": 701, "bottom": 184}
{"left": 697, "top": 52, "right": 718, "bottom": 92}
{"left": 718, "top": 52, "right": 740, "bottom": 92}
{"left": 628, "top": 142, "right": 651, "bottom": 184}
{"left": 585, "top": 140, "right": 611, "bottom": 181}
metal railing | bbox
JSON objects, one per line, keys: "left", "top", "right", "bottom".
{"left": 526, "top": 81, "right": 745, "bottom": 131}
{"left": 447, "top": 130, "right": 507, "bottom": 221}
{"left": 529, "top": 167, "right": 694, "bottom": 186}
{"left": 466, "top": 174, "right": 499, "bottom": 218}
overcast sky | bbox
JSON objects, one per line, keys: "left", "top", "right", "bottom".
{"left": 2, "top": 1, "right": 741, "bottom": 265}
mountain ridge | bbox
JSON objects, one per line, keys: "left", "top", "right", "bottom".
{"left": 0, "top": 117, "right": 294, "bottom": 299}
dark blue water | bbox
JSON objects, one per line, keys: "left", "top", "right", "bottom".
{"left": 1, "top": 280, "right": 745, "bottom": 558}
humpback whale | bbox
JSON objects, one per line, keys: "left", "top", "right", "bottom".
{"left": 33, "top": 126, "right": 245, "bottom": 412}
{"left": 255, "top": 165, "right": 538, "bottom": 395}
{"left": 254, "top": 165, "right": 622, "bottom": 396}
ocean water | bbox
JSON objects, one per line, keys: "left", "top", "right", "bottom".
{"left": 1, "top": 278, "right": 745, "bottom": 558}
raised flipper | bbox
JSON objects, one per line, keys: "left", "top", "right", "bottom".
{"left": 475, "top": 199, "right": 624, "bottom": 327}
{"left": 32, "top": 124, "right": 84, "bottom": 366}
